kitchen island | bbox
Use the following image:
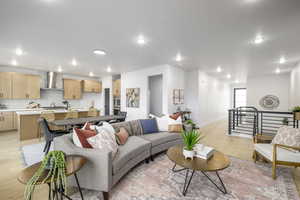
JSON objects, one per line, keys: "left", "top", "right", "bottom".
{"left": 16, "top": 109, "right": 99, "bottom": 141}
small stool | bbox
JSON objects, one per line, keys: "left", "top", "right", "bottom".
{"left": 18, "top": 155, "right": 86, "bottom": 200}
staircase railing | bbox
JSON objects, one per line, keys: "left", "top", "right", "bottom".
{"left": 228, "top": 107, "right": 295, "bottom": 137}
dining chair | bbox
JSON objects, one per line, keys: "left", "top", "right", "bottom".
{"left": 38, "top": 118, "right": 69, "bottom": 154}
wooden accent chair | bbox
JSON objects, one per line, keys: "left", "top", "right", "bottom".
{"left": 253, "top": 128, "right": 300, "bottom": 179}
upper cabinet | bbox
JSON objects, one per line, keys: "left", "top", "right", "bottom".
{"left": 113, "top": 79, "right": 121, "bottom": 97}
{"left": 63, "top": 79, "right": 82, "bottom": 99}
{"left": 11, "top": 73, "right": 41, "bottom": 99}
{"left": 0, "top": 72, "right": 13, "bottom": 99}
{"left": 82, "top": 80, "right": 102, "bottom": 93}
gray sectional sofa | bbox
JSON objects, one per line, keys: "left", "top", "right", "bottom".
{"left": 53, "top": 119, "right": 183, "bottom": 199}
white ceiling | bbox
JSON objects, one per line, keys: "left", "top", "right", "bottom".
{"left": 0, "top": 0, "right": 300, "bottom": 81}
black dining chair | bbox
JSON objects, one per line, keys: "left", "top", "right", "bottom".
{"left": 38, "top": 118, "right": 69, "bottom": 154}
{"left": 119, "top": 111, "right": 127, "bottom": 122}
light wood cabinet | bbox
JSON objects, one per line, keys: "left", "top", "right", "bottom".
{"left": 12, "top": 73, "right": 41, "bottom": 99}
{"left": 63, "top": 79, "right": 82, "bottom": 99}
{"left": 83, "top": 80, "right": 102, "bottom": 93}
{"left": 0, "top": 111, "right": 14, "bottom": 131}
{"left": 113, "top": 79, "right": 121, "bottom": 97}
{"left": 0, "top": 72, "right": 12, "bottom": 99}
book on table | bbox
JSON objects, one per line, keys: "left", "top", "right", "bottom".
{"left": 194, "top": 144, "right": 214, "bottom": 160}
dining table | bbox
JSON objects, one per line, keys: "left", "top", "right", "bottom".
{"left": 49, "top": 115, "right": 125, "bottom": 127}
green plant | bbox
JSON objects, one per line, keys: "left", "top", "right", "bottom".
{"left": 293, "top": 106, "right": 300, "bottom": 112}
{"left": 185, "top": 119, "right": 196, "bottom": 128}
{"left": 282, "top": 117, "right": 289, "bottom": 125}
{"left": 181, "top": 130, "right": 202, "bottom": 151}
{"left": 25, "top": 151, "right": 67, "bottom": 200}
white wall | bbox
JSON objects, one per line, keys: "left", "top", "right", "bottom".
{"left": 0, "top": 66, "right": 102, "bottom": 110}
{"left": 120, "top": 65, "right": 185, "bottom": 121}
{"left": 290, "top": 63, "right": 300, "bottom": 108}
{"left": 247, "top": 74, "right": 290, "bottom": 111}
{"left": 185, "top": 70, "right": 231, "bottom": 127}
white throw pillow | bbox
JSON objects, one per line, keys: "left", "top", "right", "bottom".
{"left": 168, "top": 116, "right": 182, "bottom": 125}
{"left": 155, "top": 115, "right": 170, "bottom": 132}
{"left": 102, "top": 122, "right": 116, "bottom": 134}
{"left": 72, "top": 128, "right": 82, "bottom": 148}
{"left": 87, "top": 127, "right": 118, "bottom": 158}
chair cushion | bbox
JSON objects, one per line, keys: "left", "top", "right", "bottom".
{"left": 271, "top": 126, "right": 300, "bottom": 152}
{"left": 140, "top": 132, "right": 182, "bottom": 147}
{"left": 254, "top": 143, "right": 300, "bottom": 163}
{"left": 113, "top": 136, "right": 151, "bottom": 175}
{"left": 140, "top": 119, "right": 159, "bottom": 134}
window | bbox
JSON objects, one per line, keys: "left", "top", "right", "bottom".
{"left": 234, "top": 88, "right": 247, "bottom": 108}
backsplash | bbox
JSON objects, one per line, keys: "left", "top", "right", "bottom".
{"left": 0, "top": 90, "right": 102, "bottom": 110}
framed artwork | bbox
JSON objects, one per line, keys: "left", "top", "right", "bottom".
{"left": 126, "top": 88, "right": 140, "bottom": 108}
{"left": 173, "top": 89, "right": 184, "bottom": 105}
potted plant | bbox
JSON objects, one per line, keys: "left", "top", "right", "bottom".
{"left": 25, "top": 151, "right": 67, "bottom": 200}
{"left": 184, "top": 119, "right": 196, "bottom": 132}
{"left": 181, "top": 130, "right": 202, "bottom": 160}
{"left": 282, "top": 117, "right": 289, "bottom": 126}
{"left": 293, "top": 106, "right": 300, "bottom": 121}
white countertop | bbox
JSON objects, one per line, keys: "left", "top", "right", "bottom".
{"left": 2, "top": 108, "right": 92, "bottom": 115}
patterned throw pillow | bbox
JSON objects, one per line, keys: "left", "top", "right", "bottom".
{"left": 73, "top": 128, "right": 97, "bottom": 148}
{"left": 88, "top": 126, "right": 118, "bottom": 158}
{"left": 115, "top": 127, "right": 129, "bottom": 145}
{"left": 272, "top": 126, "right": 300, "bottom": 152}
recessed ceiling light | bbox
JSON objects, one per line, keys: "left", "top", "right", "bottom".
{"left": 57, "top": 65, "right": 62, "bottom": 72}
{"left": 11, "top": 59, "right": 18, "bottom": 66}
{"left": 235, "top": 79, "right": 240, "bottom": 84}
{"left": 175, "top": 53, "right": 183, "bottom": 62}
{"left": 216, "top": 66, "right": 222, "bottom": 72}
{"left": 227, "top": 74, "right": 231, "bottom": 79}
{"left": 253, "top": 34, "right": 264, "bottom": 44}
{"left": 279, "top": 56, "right": 286, "bottom": 64}
{"left": 93, "top": 49, "right": 106, "bottom": 55}
{"left": 89, "top": 72, "right": 94, "bottom": 77}
{"left": 106, "top": 66, "right": 112, "bottom": 72}
{"left": 71, "top": 59, "right": 78, "bottom": 66}
{"left": 15, "top": 48, "right": 23, "bottom": 56}
{"left": 275, "top": 68, "right": 281, "bottom": 74}
{"left": 137, "top": 34, "right": 147, "bottom": 45}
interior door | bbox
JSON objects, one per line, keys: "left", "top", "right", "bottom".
{"left": 104, "top": 88, "right": 110, "bottom": 115}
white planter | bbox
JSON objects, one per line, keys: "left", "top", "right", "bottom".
{"left": 183, "top": 149, "right": 195, "bottom": 160}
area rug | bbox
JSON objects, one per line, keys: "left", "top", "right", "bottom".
{"left": 70, "top": 154, "right": 299, "bottom": 200}
{"left": 20, "top": 142, "right": 52, "bottom": 166}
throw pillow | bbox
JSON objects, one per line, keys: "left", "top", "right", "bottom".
{"left": 102, "top": 122, "right": 116, "bottom": 135}
{"left": 170, "top": 113, "right": 181, "bottom": 120}
{"left": 115, "top": 127, "right": 129, "bottom": 145}
{"left": 168, "top": 116, "right": 182, "bottom": 125}
{"left": 272, "top": 126, "right": 300, "bottom": 152}
{"left": 73, "top": 128, "right": 97, "bottom": 148}
{"left": 87, "top": 127, "right": 118, "bottom": 158}
{"left": 82, "top": 122, "right": 96, "bottom": 131}
{"left": 140, "top": 118, "right": 159, "bottom": 134}
{"left": 150, "top": 114, "right": 169, "bottom": 132}
{"left": 168, "top": 124, "right": 183, "bottom": 133}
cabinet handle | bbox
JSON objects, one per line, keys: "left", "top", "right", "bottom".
{"left": 73, "top": 95, "right": 76, "bottom": 99}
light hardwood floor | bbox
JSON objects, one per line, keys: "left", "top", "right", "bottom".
{"left": 0, "top": 120, "right": 299, "bottom": 199}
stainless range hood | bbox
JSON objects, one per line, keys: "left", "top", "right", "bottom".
{"left": 41, "top": 71, "right": 63, "bottom": 91}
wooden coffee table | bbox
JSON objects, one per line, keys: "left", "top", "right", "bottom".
{"left": 167, "top": 145, "right": 230, "bottom": 196}
{"left": 18, "top": 155, "right": 87, "bottom": 200}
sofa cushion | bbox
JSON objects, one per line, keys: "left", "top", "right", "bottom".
{"left": 112, "top": 122, "right": 133, "bottom": 136}
{"left": 140, "top": 119, "right": 159, "bottom": 134}
{"left": 254, "top": 143, "right": 300, "bottom": 163}
{"left": 140, "top": 132, "right": 182, "bottom": 147}
{"left": 129, "top": 120, "right": 143, "bottom": 136}
{"left": 113, "top": 136, "right": 151, "bottom": 175}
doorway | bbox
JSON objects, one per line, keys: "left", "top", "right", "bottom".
{"left": 233, "top": 88, "right": 247, "bottom": 108}
{"left": 104, "top": 88, "right": 110, "bottom": 115}
{"left": 148, "top": 74, "right": 163, "bottom": 116}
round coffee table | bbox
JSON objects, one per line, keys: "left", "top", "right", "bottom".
{"left": 18, "top": 155, "right": 87, "bottom": 200}
{"left": 167, "top": 145, "right": 230, "bottom": 196}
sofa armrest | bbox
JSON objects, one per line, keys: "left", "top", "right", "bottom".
{"left": 53, "top": 134, "right": 113, "bottom": 191}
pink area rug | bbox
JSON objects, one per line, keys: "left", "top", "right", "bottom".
{"left": 71, "top": 154, "right": 300, "bottom": 200}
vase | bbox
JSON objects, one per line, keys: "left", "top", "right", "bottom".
{"left": 295, "top": 112, "right": 300, "bottom": 121}
{"left": 183, "top": 148, "right": 195, "bottom": 160}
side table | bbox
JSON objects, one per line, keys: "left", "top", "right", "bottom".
{"left": 18, "top": 155, "right": 87, "bottom": 200}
